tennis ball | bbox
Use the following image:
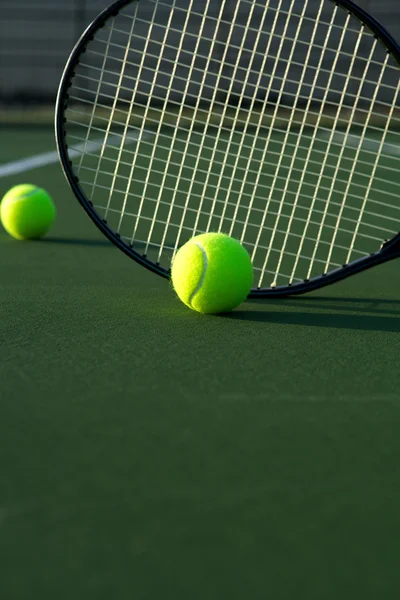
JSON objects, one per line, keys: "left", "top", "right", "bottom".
{"left": 0, "top": 184, "right": 56, "bottom": 240}
{"left": 171, "top": 233, "right": 253, "bottom": 314}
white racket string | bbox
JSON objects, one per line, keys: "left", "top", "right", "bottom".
{"left": 64, "top": 0, "right": 400, "bottom": 289}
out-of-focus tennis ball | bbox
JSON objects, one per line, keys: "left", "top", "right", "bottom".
{"left": 171, "top": 232, "right": 253, "bottom": 314}
{"left": 0, "top": 184, "right": 56, "bottom": 240}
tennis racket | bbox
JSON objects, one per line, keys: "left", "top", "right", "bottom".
{"left": 55, "top": 0, "right": 400, "bottom": 297}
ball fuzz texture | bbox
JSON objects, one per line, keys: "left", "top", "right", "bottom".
{"left": 171, "top": 233, "right": 253, "bottom": 314}
{"left": 1, "top": 184, "right": 56, "bottom": 240}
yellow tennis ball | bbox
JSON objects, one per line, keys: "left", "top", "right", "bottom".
{"left": 171, "top": 233, "right": 253, "bottom": 314}
{"left": 0, "top": 184, "right": 56, "bottom": 240}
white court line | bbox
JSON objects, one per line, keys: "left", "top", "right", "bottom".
{"left": 319, "top": 130, "right": 400, "bottom": 156}
{"left": 0, "top": 130, "right": 152, "bottom": 178}
{"left": 0, "top": 149, "right": 62, "bottom": 178}
{"left": 5, "top": 128, "right": 396, "bottom": 180}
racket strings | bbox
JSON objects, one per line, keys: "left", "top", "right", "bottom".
{"left": 78, "top": 176, "right": 393, "bottom": 249}
{"left": 80, "top": 196, "right": 346, "bottom": 270}
{"left": 172, "top": 0, "right": 277, "bottom": 255}
{"left": 81, "top": 38, "right": 396, "bottom": 106}
{"left": 116, "top": 0, "right": 400, "bottom": 70}
{"left": 250, "top": 1, "right": 344, "bottom": 283}
{"left": 290, "top": 16, "right": 381, "bottom": 282}
{"left": 66, "top": 0, "right": 400, "bottom": 289}
{"left": 74, "top": 156, "right": 399, "bottom": 236}
{"left": 67, "top": 111, "right": 400, "bottom": 194}
{"left": 133, "top": 0, "right": 222, "bottom": 253}
{"left": 102, "top": 26, "right": 399, "bottom": 79}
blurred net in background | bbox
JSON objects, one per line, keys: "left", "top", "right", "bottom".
{"left": 1, "top": 0, "right": 400, "bottom": 124}
{"left": 0, "top": 0, "right": 112, "bottom": 123}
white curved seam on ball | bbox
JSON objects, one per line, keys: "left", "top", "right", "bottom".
{"left": 6, "top": 189, "right": 41, "bottom": 203}
{"left": 189, "top": 243, "right": 208, "bottom": 307}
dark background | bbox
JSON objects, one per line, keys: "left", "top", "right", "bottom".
{"left": 1, "top": 0, "right": 400, "bottom": 110}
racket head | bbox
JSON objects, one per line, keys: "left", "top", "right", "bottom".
{"left": 55, "top": 0, "right": 400, "bottom": 297}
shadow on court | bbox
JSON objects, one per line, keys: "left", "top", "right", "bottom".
{"left": 255, "top": 296, "right": 400, "bottom": 315}
{"left": 229, "top": 296, "right": 400, "bottom": 332}
{"left": 43, "top": 236, "right": 113, "bottom": 247}
{"left": 43, "top": 237, "right": 155, "bottom": 251}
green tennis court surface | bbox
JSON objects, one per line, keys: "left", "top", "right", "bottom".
{"left": 1, "top": 125, "right": 400, "bottom": 599}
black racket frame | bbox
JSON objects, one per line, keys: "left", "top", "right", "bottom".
{"left": 55, "top": 0, "right": 400, "bottom": 297}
